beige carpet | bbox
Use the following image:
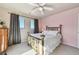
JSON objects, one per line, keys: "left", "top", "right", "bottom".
{"left": 6, "top": 42, "right": 79, "bottom": 55}
{"left": 51, "top": 44, "right": 79, "bottom": 55}
{"left": 6, "top": 42, "right": 32, "bottom": 55}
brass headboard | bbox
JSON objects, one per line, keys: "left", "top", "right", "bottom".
{"left": 46, "top": 24, "right": 62, "bottom": 34}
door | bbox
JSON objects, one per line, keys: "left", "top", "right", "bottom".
{"left": 77, "top": 14, "right": 79, "bottom": 48}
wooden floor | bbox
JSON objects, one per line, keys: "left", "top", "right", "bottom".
{"left": 6, "top": 42, "right": 79, "bottom": 55}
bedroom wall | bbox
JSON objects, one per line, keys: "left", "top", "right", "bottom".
{"left": 0, "top": 7, "right": 31, "bottom": 43}
{"left": 39, "top": 7, "right": 79, "bottom": 48}
{"left": 0, "top": 8, "right": 10, "bottom": 28}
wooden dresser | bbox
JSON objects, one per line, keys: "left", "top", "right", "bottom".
{"left": 0, "top": 28, "right": 8, "bottom": 54}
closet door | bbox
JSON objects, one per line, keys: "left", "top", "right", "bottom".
{"left": 77, "top": 15, "right": 79, "bottom": 48}
{"left": 78, "top": 34, "right": 79, "bottom": 48}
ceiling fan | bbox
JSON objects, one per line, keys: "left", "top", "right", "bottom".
{"left": 29, "top": 3, "right": 54, "bottom": 15}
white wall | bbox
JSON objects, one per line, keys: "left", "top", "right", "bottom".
{"left": 0, "top": 8, "right": 10, "bottom": 28}
{"left": 0, "top": 8, "right": 31, "bottom": 43}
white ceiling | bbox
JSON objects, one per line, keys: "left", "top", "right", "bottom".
{"left": 0, "top": 3, "right": 79, "bottom": 19}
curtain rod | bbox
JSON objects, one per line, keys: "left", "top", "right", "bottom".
{"left": 8, "top": 12, "right": 37, "bottom": 19}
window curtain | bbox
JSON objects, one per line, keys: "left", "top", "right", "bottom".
{"left": 8, "top": 13, "right": 21, "bottom": 46}
{"left": 34, "top": 19, "right": 39, "bottom": 33}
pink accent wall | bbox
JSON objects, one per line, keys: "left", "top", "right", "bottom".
{"left": 39, "top": 7, "right": 79, "bottom": 47}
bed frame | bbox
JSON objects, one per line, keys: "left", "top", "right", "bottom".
{"left": 46, "top": 25, "right": 62, "bottom": 34}
{"left": 27, "top": 24, "right": 63, "bottom": 55}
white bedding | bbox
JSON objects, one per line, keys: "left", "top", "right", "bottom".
{"left": 44, "top": 34, "right": 61, "bottom": 54}
{"left": 30, "top": 33, "right": 42, "bottom": 39}
{"left": 30, "top": 31, "right": 61, "bottom": 55}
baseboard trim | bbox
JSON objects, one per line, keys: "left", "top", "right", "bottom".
{"left": 62, "top": 42, "right": 78, "bottom": 49}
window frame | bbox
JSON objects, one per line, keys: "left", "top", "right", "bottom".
{"left": 30, "top": 19, "right": 35, "bottom": 30}
{"left": 19, "top": 16, "right": 25, "bottom": 29}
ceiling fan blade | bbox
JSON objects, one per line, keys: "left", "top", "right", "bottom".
{"left": 43, "top": 7, "right": 54, "bottom": 11}
{"left": 38, "top": 7, "right": 44, "bottom": 15}
{"left": 40, "top": 10, "right": 44, "bottom": 15}
{"left": 28, "top": 3, "right": 39, "bottom": 7}
{"left": 38, "top": 3, "right": 46, "bottom": 6}
{"left": 29, "top": 7, "right": 39, "bottom": 15}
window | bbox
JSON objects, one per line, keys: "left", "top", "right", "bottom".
{"left": 30, "top": 20, "right": 34, "bottom": 29}
{"left": 19, "top": 16, "right": 25, "bottom": 28}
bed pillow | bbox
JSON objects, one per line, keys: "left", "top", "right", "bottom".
{"left": 42, "top": 31, "right": 58, "bottom": 36}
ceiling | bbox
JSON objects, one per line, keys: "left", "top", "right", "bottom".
{"left": 0, "top": 3, "right": 79, "bottom": 19}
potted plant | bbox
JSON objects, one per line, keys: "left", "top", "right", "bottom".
{"left": 0, "top": 20, "right": 5, "bottom": 27}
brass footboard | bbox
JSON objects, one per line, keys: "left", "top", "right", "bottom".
{"left": 27, "top": 33, "right": 45, "bottom": 55}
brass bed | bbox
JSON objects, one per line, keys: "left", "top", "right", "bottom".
{"left": 27, "top": 25, "right": 63, "bottom": 55}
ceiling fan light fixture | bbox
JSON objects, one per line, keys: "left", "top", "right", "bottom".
{"left": 38, "top": 7, "right": 44, "bottom": 15}
{"left": 39, "top": 7, "right": 42, "bottom": 11}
